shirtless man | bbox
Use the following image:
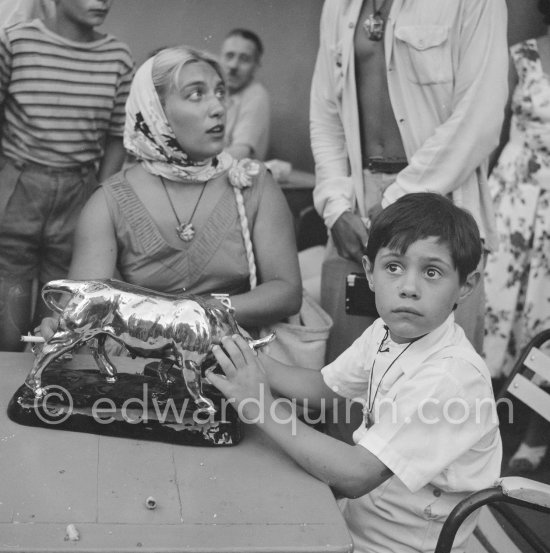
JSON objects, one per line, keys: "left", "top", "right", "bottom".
{"left": 311, "top": 0, "right": 508, "bottom": 363}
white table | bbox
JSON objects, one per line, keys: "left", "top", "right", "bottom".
{"left": 0, "top": 352, "right": 352, "bottom": 552}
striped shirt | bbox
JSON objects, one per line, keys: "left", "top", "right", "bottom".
{"left": 0, "top": 19, "right": 134, "bottom": 168}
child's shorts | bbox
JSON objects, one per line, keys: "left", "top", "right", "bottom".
{"left": 0, "top": 154, "right": 98, "bottom": 284}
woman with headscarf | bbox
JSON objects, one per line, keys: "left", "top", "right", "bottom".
{"left": 42, "top": 45, "right": 301, "bottom": 332}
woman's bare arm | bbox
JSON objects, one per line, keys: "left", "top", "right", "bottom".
{"left": 230, "top": 171, "right": 302, "bottom": 327}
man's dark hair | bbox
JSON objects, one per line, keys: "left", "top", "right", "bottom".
{"left": 225, "top": 28, "right": 264, "bottom": 59}
{"left": 365, "top": 193, "right": 481, "bottom": 283}
{"left": 539, "top": 0, "right": 550, "bottom": 25}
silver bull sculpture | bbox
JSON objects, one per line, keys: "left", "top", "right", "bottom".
{"left": 26, "top": 279, "right": 274, "bottom": 414}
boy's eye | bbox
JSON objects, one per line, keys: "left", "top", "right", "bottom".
{"left": 425, "top": 267, "right": 442, "bottom": 279}
{"left": 215, "top": 87, "right": 226, "bottom": 100}
{"left": 386, "top": 263, "right": 403, "bottom": 274}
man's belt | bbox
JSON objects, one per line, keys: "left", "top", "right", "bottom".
{"left": 364, "top": 157, "right": 408, "bottom": 174}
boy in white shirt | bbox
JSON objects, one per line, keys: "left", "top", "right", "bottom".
{"left": 208, "top": 192, "right": 502, "bottom": 553}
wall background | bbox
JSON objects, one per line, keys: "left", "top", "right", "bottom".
{"left": 99, "top": 0, "right": 545, "bottom": 173}
{"left": 103, "top": 0, "right": 322, "bottom": 172}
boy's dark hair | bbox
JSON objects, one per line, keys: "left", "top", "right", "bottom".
{"left": 539, "top": 0, "right": 550, "bottom": 25}
{"left": 225, "top": 28, "right": 264, "bottom": 59}
{"left": 365, "top": 193, "right": 481, "bottom": 283}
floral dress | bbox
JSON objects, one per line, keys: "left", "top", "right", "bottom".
{"left": 484, "top": 39, "right": 550, "bottom": 378}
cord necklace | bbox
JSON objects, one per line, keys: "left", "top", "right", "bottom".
{"left": 160, "top": 176, "right": 208, "bottom": 242}
{"left": 365, "top": 325, "right": 415, "bottom": 428}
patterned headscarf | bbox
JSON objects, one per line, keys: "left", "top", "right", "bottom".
{"left": 124, "top": 56, "right": 233, "bottom": 183}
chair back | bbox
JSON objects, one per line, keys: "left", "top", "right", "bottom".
{"left": 436, "top": 330, "right": 550, "bottom": 553}
{"left": 501, "top": 329, "right": 550, "bottom": 422}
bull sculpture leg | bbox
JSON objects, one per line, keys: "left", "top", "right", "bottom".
{"left": 180, "top": 356, "right": 216, "bottom": 415}
{"left": 88, "top": 334, "right": 117, "bottom": 384}
{"left": 25, "top": 329, "right": 85, "bottom": 396}
{"left": 143, "top": 359, "right": 177, "bottom": 385}
{"left": 26, "top": 330, "right": 122, "bottom": 395}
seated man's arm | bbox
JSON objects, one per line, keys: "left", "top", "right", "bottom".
{"left": 226, "top": 142, "right": 254, "bottom": 160}
{"left": 226, "top": 84, "right": 270, "bottom": 160}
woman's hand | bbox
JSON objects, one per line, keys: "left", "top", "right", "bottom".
{"left": 38, "top": 317, "right": 59, "bottom": 341}
{"left": 207, "top": 335, "right": 274, "bottom": 422}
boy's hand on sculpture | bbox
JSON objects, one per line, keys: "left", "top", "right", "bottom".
{"left": 209, "top": 335, "right": 273, "bottom": 422}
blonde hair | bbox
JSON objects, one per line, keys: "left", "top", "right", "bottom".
{"left": 151, "top": 45, "right": 224, "bottom": 107}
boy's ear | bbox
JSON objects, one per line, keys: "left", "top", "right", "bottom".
{"left": 362, "top": 256, "right": 375, "bottom": 291}
{"left": 457, "top": 270, "right": 481, "bottom": 304}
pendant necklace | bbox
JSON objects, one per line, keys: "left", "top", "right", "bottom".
{"left": 362, "top": 0, "right": 389, "bottom": 42}
{"left": 160, "top": 176, "right": 208, "bottom": 242}
{"left": 365, "top": 326, "right": 415, "bottom": 428}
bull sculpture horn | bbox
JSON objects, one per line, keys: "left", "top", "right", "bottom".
{"left": 248, "top": 333, "right": 276, "bottom": 350}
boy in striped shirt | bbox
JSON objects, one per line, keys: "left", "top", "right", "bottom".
{"left": 0, "top": 0, "right": 134, "bottom": 351}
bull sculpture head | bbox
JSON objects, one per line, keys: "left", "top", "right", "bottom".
{"left": 25, "top": 279, "right": 274, "bottom": 414}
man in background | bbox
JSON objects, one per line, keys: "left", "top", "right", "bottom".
{"left": 221, "top": 28, "right": 270, "bottom": 160}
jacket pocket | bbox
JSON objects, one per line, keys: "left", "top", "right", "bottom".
{"left": 395, "top": 25, "right": 452, "bottom": 84}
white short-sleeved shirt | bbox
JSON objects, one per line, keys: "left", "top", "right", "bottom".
{"left": 224, "top": 81, "right": 270, "bottom": 161}
{"left": 322, "top": 315, "right": 502, "bottom": 553}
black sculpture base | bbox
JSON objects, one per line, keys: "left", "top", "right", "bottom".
{"left": 7, "top": 362, "right": 241, "bottom": 447}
